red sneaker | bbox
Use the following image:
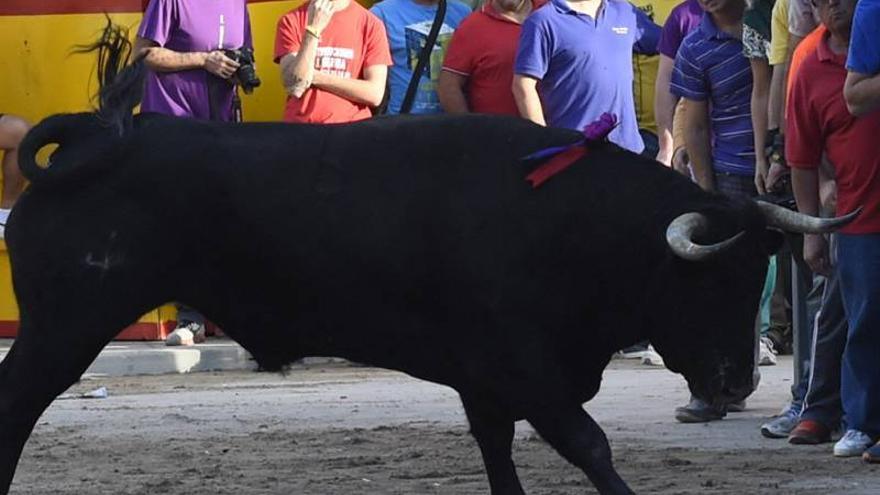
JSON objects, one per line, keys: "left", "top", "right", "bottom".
{"left": 788, "top": 419, "right": 832, "bottom": 445}
{"left": 862, "top": 441, "right": 880, "bottom": 463}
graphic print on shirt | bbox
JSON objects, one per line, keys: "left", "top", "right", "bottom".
{"left": 314, "top": 46, "right": 355, "bottom": 79}
{"left": 404, "top": 21, "right": 455, "bottom": 90}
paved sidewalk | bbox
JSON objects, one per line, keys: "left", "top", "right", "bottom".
{"left": 0, "top": 338, "right": 257, "bottom": 376}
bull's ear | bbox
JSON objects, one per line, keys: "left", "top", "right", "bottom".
{"left": 761, "top": 229, "right": 785, "bottom": 255}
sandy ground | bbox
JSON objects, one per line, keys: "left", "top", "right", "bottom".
{"left": 9, "top": 356, "right": 878, "bottom": 494}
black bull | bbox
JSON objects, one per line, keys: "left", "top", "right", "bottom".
{"left": 0, "top": 110, "right": 853, "bottom": 495}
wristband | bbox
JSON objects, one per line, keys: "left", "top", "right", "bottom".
{"left": 305, "top": 26, "right": 321, "bottom": 41}
{"left": 764, "top": 128, "right": 785, "bottom": 165}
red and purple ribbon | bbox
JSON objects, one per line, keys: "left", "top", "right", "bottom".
{"left": 524, "top": 113, "right": 618, "bottom": 188}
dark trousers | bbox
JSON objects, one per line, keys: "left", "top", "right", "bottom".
{"left": 799, "top": 260, "right": 846, "bottom": 429}
{"left": 714, "top": 171, "right": 757, "bottom": 199}
{"left": 176, "top": 304, "right": 205, "bottom": 326}
{"left": 712, "top": 171, "right": 768, "bottom": 390}
{"left": 837, "top": 233, "right": 880, "bottom": 436}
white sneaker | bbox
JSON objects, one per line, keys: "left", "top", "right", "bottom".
{"left": 0, "top": 208, "right": 10, "bottom": 240}
{"left": 641, "top": 345, "right": 665, "bottom": 366}
{"left": 165, "top": 327, "right": 194, "bottom": 346}
{"left": 833, "top": 429, "right": 873, "bottom": 457}
{"left": 759, "top": 337, "right": 777, "bottom": 366}
{"left": 760, "top": 404, "right": 800, "bottom": 438}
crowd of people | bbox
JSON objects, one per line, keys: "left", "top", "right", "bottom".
{"left": 0, "top": 0, "right": 877, "bottom": 464}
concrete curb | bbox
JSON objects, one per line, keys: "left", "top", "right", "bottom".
{"left": 0, "top": 339, "right": 352, "bottom": 377}
{"left": 0, "top": 339, "right": 257, "bottom": 377}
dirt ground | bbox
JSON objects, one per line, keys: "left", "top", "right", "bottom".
{"left": 10, "top": 358, "right": 879, "bottom": 494}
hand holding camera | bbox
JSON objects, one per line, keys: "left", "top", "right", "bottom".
{"left": 204, "top": 51, "right": 240, "bottom": 79}
{"left": 222, "top": 48, "right": 261, "bottom": 93}
{"left": 204, "top": 48, "right": 261, "bottom": 94}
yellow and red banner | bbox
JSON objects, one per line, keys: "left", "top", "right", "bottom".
{"left": 0, "top": 0, "right": 310, "bottom": 124}
{"left": 0, "top": 0, "right": 333, "bottom": 339}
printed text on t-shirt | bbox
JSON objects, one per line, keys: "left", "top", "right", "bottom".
{"left": 314, "top": 46, "right": 354, "bottom": 79}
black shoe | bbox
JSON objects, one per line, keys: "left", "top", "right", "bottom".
{"left": 674, "top": 397, "right": 726, "bottom": 423}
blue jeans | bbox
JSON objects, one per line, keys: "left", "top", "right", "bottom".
{"left": 837, "top": 233, "right": 880, "bottom": 436}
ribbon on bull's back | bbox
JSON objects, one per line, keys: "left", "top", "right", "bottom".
{"left": 524, "top": 113, "right": 618, "bottom": 188}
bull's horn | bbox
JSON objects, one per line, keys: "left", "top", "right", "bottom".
{"left": 666, "top": 212, "right": 745, "bottom": 261}
{"left": 757, "top": 201, "right": 861, "bottom": 234}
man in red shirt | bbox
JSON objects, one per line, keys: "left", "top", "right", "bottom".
{"left": 437, "top": 0, "right": 539, "bottom": 115}
{"left": 275, "top": 0, "right": 392, "bottom": 123}
{"left": 789, "top": 0, "right": 880, "bottom": 459}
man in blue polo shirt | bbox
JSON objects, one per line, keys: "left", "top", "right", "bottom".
{"left": 670, "top": 0, "right": 756, "bottom": 423}
{"left": 512, "top": 0, "right": 660, "bottom": 154}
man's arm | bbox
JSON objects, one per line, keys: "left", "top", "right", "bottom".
{"left": 437, "top": 70, "right": 470, "bottom": 114}
{"left": 769, "top": 61, "right": 787, "bottom": 130}
{"left": 791, "top": 167, "right": 830, "bottom": 275}
{"left": 750, "top": 58, "right": 772, "bottom": 193}
{"left": 310, "top": 64, "right": 388, "bottom": 107}
{"left": 844, "top": 0, "right": 880, "bottom": 116}
{"left": 632, "top": 7, "right": 661, "bottom": 55}
{"left": 671, "top": 99, "right": 690, "bottom": 175}
{"left": 512, "top": 75, "right": 546, "bottom": 126}
{"left": 133, "top": 37, "right": 239, "bottom": 78}
{"left": 278, "top": 0, "right": 335, "bottom": 98}
{"left": 683, "top": 98, "right": 714, "bottom": 191}
{"left": 279, "top": 38, "right": 320, "bottom": 98}
{"left": 844, "top": 72, "right": 880, "bottom": 117}
{"left": 654, "top": 54, "right": 678, "bottom": 165}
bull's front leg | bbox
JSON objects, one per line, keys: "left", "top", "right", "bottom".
{"left": 528, "top": 406, "right": 634, "bottom": 495}
{"left": 461, "top": 395, "right": 526, "bottom": 495}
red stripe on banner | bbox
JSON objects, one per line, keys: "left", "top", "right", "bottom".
{"left": 0, "top": 320, "right": 180, "bottom": 341}
{"left": 0, "top": 0, "right": 283, "bottom": 16}
{"left": 0, "top": 321, "right": 18, "bottom": 338}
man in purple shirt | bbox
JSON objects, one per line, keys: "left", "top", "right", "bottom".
{"left": 134, "top": 0, "right": 253, "bottom": 122}
{"left": 512, "top": 0, "right": 660, "bottom": 154}
{"left": 134, "top": 0, "right": 254, "bottom": 345}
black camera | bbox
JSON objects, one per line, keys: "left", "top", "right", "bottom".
{"left": 223, "top": 47, "right": 261, "bottom": 94}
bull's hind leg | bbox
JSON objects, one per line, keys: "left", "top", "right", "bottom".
{"left": 528, "top": 407, "right": 634, "bottom": 495}
{"left": 0, "top": 311, "right": 121, "bottom": 495}
{"left": 0, "top": 240, "right": 166, "bottom": 494}
{"left": 461, "top": 396, "right": 526, "bottom": 495}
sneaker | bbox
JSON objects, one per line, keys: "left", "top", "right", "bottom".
{"left": 761, "top": 405, "right": 800, "bottom": 438}
{"left": 862, "top": 441, "right": 880, "bottom": 463}
{"left": 0, "top": 208, "right": 10, "bottom": 240}
{"left": 165, "top": 321, "right": 206, "bottom": 347}
{"left": 675, "top": 397, "right": 726, "bottom": 423}
{"left": 759, "top": 336, "right": 777, "bottom": 366}
{"left": 640, "top": 345, "right": 664, "bottom": 366}
{"left": 618, "top": 342, "right": 650, "bottom": 359}
{"left": 833, "top": 429, "right": 873, "bottom": 457}
{"left": 789, "top": 419, "right": 832, "bottom": 445}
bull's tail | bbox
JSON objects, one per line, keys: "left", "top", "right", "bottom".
{"left": 18, "top": 17, "right": 145, "bottom": 187}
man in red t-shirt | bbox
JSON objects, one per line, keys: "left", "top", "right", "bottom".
{"left": 437, "top": 0, "right": 540, "bottom": 115}
{"left": 274, "top": 0, "right": 392, "bottom": 123}
{"left": 788, "top": 0, "right": 880, "bottom": 459}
